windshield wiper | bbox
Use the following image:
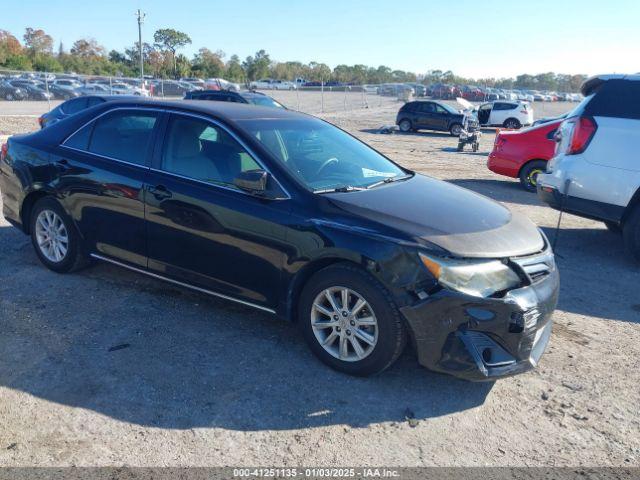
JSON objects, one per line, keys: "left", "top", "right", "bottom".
{"left": 314, "top": 185, "right": 367, "bottom": 194}
{"left": 366, "top": 173, "right": 413, "bottom": 190}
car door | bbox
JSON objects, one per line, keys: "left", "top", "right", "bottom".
{"left": 433, "top": 103, "right": 452, "bottom": 130}
{"left": 55, "top": 107, "right": 160, "bottom": 267}
{"left": 144, "top": 111, "right": 291, "bottom": 309}
{"left": 415, "top": 102, "right": 437, "bottom": 129}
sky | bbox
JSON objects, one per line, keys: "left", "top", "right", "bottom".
{"left": 4, "top": 0, "right": 639, "bottom": 78}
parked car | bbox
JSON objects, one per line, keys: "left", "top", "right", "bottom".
{"left": 396, "top": 100, "right": 474, "bottom": 136}
{"left": 37, "top": 83, "right": 81, "bottom": 100}
{"left": 250, "top": 79, "right": 297, "bottom": 90}
{"left": 75, "top": 84, "right": 111, "bottom": 96}
{"left": 405, "top": 83, "right": 426, "bottom": 97}
{"left": 7, "top": 80, "right": 53, "bottom": 100}
{"left": 52, "top": 79, "right": 83, "bottom": 91}
{"left": 0, "top": 99, "right": 558, "bottom": 380}
{"left": 0, "top": 81, "right": 27, "bottom": 101}
{"left": 154, "top": 80, "right": 192, "bottom": 96}
{"left": 204, "top": 78, "right": 240, "bottom": 92}
{"left": 37, "top": 95, "right": 137, "bottom": 129}
{"left": 475, "top": 101, "right": 534, "bottom": 129}
{"left": 362, "top": 84, "right": 379, "bottom": 94}
{"left": 488, "top": 120, "right": 562, "bottom": 191}
{"left": 185, "top": 89, "right": 285, "bottom": 108}
{"left": 537, "top": 74, "right": 640, "bottom": 261}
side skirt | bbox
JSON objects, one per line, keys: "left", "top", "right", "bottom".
{"left": 90, "top": 253, "right": 277, "bottom": 314}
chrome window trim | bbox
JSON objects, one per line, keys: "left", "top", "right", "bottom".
{"left": 90, "top": 253, "right": 276, "bottom": 314}
{"left": 61, "top": 145, "right": 151, "bottom": 170}
{"left": 60, "top": 106, "right": 291, "bottom": 200}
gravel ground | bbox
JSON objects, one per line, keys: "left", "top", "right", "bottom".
{"left": 0, "top": 98, "right": 638, "bottom": 468}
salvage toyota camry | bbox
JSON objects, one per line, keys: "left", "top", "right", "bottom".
{"left": 0, "top": 99, "right": 559, "bottom": 380}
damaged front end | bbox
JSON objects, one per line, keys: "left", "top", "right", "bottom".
{"left": 400, "top": 244, "right": 559, "bottom": 381}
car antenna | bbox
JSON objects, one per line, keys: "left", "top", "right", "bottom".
{"left": 552, "top": 178, "right": 572, "bottom": 256}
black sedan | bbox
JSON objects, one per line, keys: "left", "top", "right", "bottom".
{"left": 396, "top": 100, "right": 476, "bottom": 136}
{"left": 0, "top": 99, "right": 558, "bottom": 380}
{"left": 0, "top": 81, "right": 27, "bottom": 101}
{"left": 8, "top": 80, "right": 53, "bottom": 101}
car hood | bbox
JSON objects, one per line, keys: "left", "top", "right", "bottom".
{"left": 326, "top": 174, "right": 544, "bottom": 258}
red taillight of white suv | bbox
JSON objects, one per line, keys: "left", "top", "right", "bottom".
{"left": 564, "top": 116, "right": 598, "bottom": 155}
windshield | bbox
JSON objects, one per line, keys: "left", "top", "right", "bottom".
{"left": 238, "top": 118, "right": 408, "bottom": 192}
{"left": 249, "top": 96, "right": 285, "bottom": 109}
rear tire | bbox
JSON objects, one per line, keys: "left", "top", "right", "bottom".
{"left": 504, "top": 118, "right": 521, "bottom": 129}
{"left": 398, "top": 119, "right": 412, "bottom": 133}
{"left": 30, "top": 197, "right": 88, "bottom": 273}
{"left": 623, "top": 205, "right": 640, "bottom": 263}
{"left": 519, "top": 160, "right": 547, "bottom": 192}
{"left": 298, "top": 263, "right": 407, "bottom": 376}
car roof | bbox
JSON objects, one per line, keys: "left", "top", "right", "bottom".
{"left": 581, "top": 74, "right": 640, "bottom": 96}
{"left": 86, "top": 97, "right": 304, "bottom": 121}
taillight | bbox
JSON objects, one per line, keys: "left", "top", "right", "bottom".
{"left": 567, "top": 116, "right": 597, "bottom": 155}
{"left": 38, "top": 116, "right": 44, "bottom": 126}
{"left": 1, "top": 143, "right": 7, "bottom": 162}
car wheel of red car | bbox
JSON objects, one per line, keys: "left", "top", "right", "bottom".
{"left": 519, "top": 160, "right": 546, "bottom": 192}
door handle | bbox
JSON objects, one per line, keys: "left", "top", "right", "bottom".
{"left": 147, "top": 184, "right": 172, "bottom": 200}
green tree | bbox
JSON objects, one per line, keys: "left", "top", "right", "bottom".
{"left": 192, "top": 47, "right": 225, "bottom": 78}
{"left": 153, "top": 28, "right": 191, "bottom": 78}
{"left": 225, "top": 54, "right": 245, "bottom": 82}
{"left": 243, "top": 50, "right": 271, "bottom": 81}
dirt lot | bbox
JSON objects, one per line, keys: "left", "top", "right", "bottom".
{"left": 0, "top": 97, "right": 638, "bottom": 468}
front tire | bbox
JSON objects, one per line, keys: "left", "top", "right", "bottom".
{"left": 449, "top": 123, "right": 462, "bottom": 136}
{"left": 519, "top": 160, "right": 546, "bottom": 192}
{"left": 30, "top": 197, "right": 87, "bottom": 273}
{"left": 298, "top": 264, "right": 407, "bottom": 376}
{"left": 623, "top": 205, "right": 640, "bottom": 263}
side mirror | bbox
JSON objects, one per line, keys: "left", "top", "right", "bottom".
{"left": 233, "top": 169, "right": 268, "bottom": 194}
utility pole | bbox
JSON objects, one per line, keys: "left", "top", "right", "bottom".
{"left": 135, "top": 9, "right": 146, "bottom": 81}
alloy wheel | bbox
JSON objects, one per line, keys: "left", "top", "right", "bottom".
{"left": 35, "top": 210, "right": 69, "bottom": 263}
{"left": 310, "top": 286, "right": 379, "bottom": 362}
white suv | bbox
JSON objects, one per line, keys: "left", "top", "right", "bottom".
{"left": 537, "top": 74, "right": 640, "bottom": 262}
{"left": 477, "top": 101, "right": 533, "bottom": 129}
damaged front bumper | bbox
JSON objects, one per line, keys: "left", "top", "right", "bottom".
{"left": 400, "top": 255, "right": 559, "bottom": 381}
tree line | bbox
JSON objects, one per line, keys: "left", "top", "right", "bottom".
{"left": 0, "top": 27, "right": 586, "bottom": 91}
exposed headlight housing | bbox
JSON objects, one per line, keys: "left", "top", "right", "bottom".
{"left": 419, "top": 253, "right": 521, "bottom": 298}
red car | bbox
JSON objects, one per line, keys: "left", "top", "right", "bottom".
{"left": 487, "top": 120, "right": 561, "bottom": 191}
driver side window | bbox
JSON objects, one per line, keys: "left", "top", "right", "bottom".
{"left": 161, "top": 115, "right": 260, "bottom": 186}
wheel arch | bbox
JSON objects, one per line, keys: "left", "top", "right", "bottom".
{"left": 20, "top": 189, "right": 52, "bottom": 234}
{"left": 622, "top": 187, "right": 640, "bottom": 225}
{"left": 284, "top": 257, "right": 365, "bottom": 323}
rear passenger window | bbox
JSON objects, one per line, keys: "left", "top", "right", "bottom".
{"left": 64, "top": 122, "right": 93, "bottom": 150}
{"left": 62, "top": 97, "right": 88, "bottom": 114}
{"left": 88, "top": 110, "right": 157, "bottom": 165}
{"left": 586, "top": 79, "right": 640, "bottom": 120}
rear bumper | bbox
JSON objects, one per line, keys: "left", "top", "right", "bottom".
{"left": 536, "top": 180, "right": 625, "bottom": 223}
{"left": 400, "top": 267, "right": 559, "bottom": 381}
{"left": 487, "top": 151, "right": 519, "bottom": 178}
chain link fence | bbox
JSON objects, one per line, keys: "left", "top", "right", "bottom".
{"left": 0, "top": 69, "right": 417, "bottom": 116}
